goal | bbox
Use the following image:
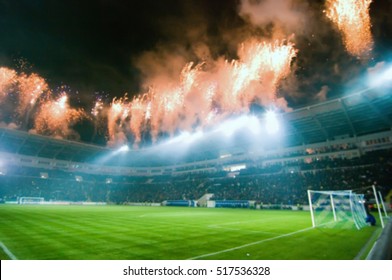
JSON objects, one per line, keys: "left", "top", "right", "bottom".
{"left": 307, "top": 190, "right": 368, "bottom": 229}
{"left": 18, "top": 197, "right": 44, "bottom": 205}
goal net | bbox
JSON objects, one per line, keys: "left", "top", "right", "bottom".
{"left": 18, "top": 197, "right": 44, "bottom": 205}
{"left": 307, "top": 190, "right": 368, "bottom": 229}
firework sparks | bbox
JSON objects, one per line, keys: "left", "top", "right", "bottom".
{"left": 107, "top": 97, "right": 129, "bottom": 146}
{"left": 89, "top": 98, "right": 107, "bottom": 142}
{"left": 180, "top": 62, "right": 201, "bottom": 94}
{"left": 91, "top": 98, "right": 104, "bottom": 117}
{"left": 0, "top": 67, "right": 17, "bottom": 101}
{"left": 148, "top": 87, "right": 179, "bottom": 141}
{"left": 325, "top": 0, "right": 373, "bottom": 58}
{"left": 16, "top": 73, "right": 48, "bottom": 120}
{"left": 181, "top": 66, "right": 215, "bottom": 130}
{"left": 252, "top": 39, "right": 297, "bottom": 103}
{"left": 216, "top": 39, "right": 296, "bottom": 113}
{"left": 34, "top": 93, "right": 85, "bottom": 138}
{"left": 129, "top": 95, "right": 150, "bottom": 146}
{"left": 103, "top": 37, "right": 296, "bottom": 147}
{"left": 1, "top": 36, "right": 296, "bottom": 147}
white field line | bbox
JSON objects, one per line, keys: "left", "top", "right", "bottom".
{"left": 355, "top": 228, "right": 380, "bottom": 260}
{"left": 207, "top": 216, "right": 289, "bottom": 227}
{"left": 187, "top": 226, "right": 313, "bottom": 260}
{"left": 206, "top": 217, "right": 294, "bottom": 235}
{"left": 366, "top": 241, "right": 378, "bottom": 260}
{"left": 207, "top": 225, "right": 280, "bottom": 235}
{"left": 0, "top": 241, "right": 17, "bottom": 260}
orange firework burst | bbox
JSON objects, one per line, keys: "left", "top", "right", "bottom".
{"left": 216, "top": 60, "right": 250, "bottom": 112}
{"left": 129, "top": 94, "right": 149, "bottom": 146}
{"left": 34, "top": 93, "right": 85, "bottom": 138}
{"left": 181, "top": 63, "right": 215, "bottom": 129}
{"left": 91, "top": 99, "right": 104, "bottom": 118}
{"left": 216, "top": 39, "right": 296, "bottom": 112}
{"left": 146, "top": 63, "right": 203, "bottom": 141}
{"left": 180, "top": 62, "right": 202, "bottom": 94}
{"left": 148, "top": 86, "right": 183, "bottom": 140}
{"left": 105, "top": 38, "right": 296, "bottom": 147}
{"left": 0, "top": 67, "right": 17, "bottom": 101}
{"left": 325, "top": 0, "right": 373, "bottom": 58}
{"left": 107, "top": 97, "right": 129, "bottom": 146}
{"left": 240, "top": 39, "right": 296, "bottom": 90}
{"left": 16, "top": 73, "right": 48, "bottom": 117}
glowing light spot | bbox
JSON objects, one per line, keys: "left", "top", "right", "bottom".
{"left": 215, "top": 115, "right": 261, "bottom": 137}
{"left": 118, "top": 145, "right": 130, "bottom": 152}
{"left": 368, "top": 65, "right": 392, "bottom": 88}
{"left": 265, "top": 110, "right": 280, "bottom": 135}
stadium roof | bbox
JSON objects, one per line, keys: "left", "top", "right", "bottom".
{"left": 0, "top": 128, "right": 110, "bottom": 163}
{"left": 1, "top": 88, "right": 391, "bottom": 167}
{"left": 282, "top": 89, "right": 392, "bottom": 146}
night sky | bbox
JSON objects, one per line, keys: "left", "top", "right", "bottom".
{"left": 0, "top": 0, "right": 392, "bottom": 106}
{"left": 0, "top": 0, "right": 391, "bottom": 144}
{"left": 0, "top": 0, "right": 245, "bottom": 100}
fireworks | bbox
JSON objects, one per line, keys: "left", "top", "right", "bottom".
{"left": 215, "top": 39, "right": 296, "bottom": 113}
{"left": 91, "top": 99, "right": 104, "bottom": 117}
{"left": 129, "top": 95, "right": 149, "bottom": 146}
{"left": 0, "top": 37, "right": 297, "bottom": 146}
{"left": 107, "top": 97, "right": 129, "bottom": 146}
{"left": 16, "top": 73, "right": 48, "bottom": 118}
{"left": 33, "top": 93, "right": 85, "bottom": 139}
{"left": 0, "top": 0, "right": 385, "bottom": 149}
{"left": 325, "top": 0, "right": 373, "bottom": 58}
{"left": 0, "top": 67, "right": 17, "bottom": 101}
{"left": 102, "top": 37, "right": 296, "bottom": 147}
{"left": 0, "top": 66, "right": 88, "bottom": 138}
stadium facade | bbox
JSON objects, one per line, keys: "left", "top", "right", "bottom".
{"left": 1, "top": 89, "right": 391, "bottom": 177}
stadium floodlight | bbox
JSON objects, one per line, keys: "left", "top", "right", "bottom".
{"left": 215, "top": 115, "right": 261, "bottom": 137}
{"left": 215, "top": 117, "right": 241, "bottom": 137}
{"left": 161, "top": 130, "right": 204, "bottom": 147}
{"left": 368, "top": 64, "right": 392, "bottom": 88}
{"left": 247, "top": 115, "right": 262, "bottom": 135}
{"left": 94, "top": 144, "right": 130, "bottom": 165}
{"left": 164, "top": 131, "right": 191, "bottom": 145}
{"left": 118, "top": 145, "right": 130, "bottom": 152}
{"left": 264, "top": 110, "right": 280, "bottom": 135}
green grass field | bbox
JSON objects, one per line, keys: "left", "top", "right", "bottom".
{"left": 0, "top": 205, "right": 380, "bottom": 260}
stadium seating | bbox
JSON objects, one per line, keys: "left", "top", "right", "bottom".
{"left": 1, "top": 149, "right": 391, "bottom": 206}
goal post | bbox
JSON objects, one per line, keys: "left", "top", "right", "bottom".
{"left": 307, "top": 190, "right": 368, "bottom": 230}
{"left": 18, "top": 197, "right": 44, "bottom": 205}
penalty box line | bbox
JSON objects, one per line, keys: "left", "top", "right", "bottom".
{"left": 187, "top": 226, "right": 313, "bottom": 260}
{"left": 0, "top": 241, "right": 18, "bottom": 260}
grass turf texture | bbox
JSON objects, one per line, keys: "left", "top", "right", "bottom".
{"left": 0, "top": 205, "right": 379, "bottom": 260}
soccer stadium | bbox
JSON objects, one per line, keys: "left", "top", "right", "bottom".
{"left": 1, "top": 0, "right": 392, "bottom": 262}
{"left": 0, "top": 87, "right": 391, "bottom": 260}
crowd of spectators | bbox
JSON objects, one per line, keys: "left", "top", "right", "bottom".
{"left": 0, "top": 149, "right": 391, "bottom": 205}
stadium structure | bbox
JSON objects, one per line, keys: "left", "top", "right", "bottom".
{"left": 0, "top": 88, "right": 392, "bottom": 206}
{"left": 1, "top": 87, "right": 392, "bottom": 260}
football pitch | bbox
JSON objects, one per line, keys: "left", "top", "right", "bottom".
{"left": 0, "top": 205, "right": 380, "bottom": 260}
